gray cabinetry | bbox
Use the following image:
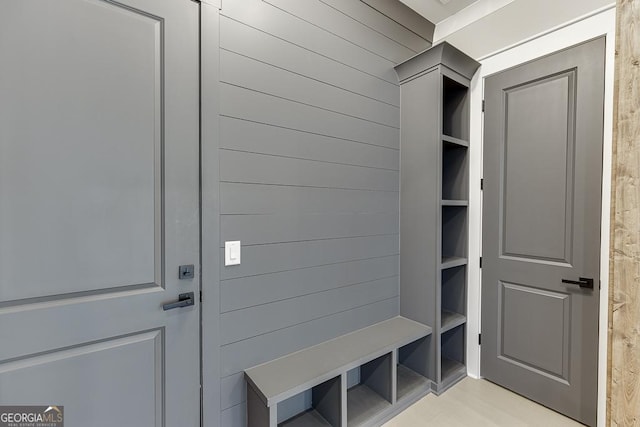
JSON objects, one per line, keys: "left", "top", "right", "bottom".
{"left": 245, "top": 317, "right": 432, "bottom": 426}
{"left": 395, "top": 42, "right": 479, "bottom": 394}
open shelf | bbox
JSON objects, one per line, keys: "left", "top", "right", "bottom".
{"left": 441, "top": 265, "right": 466, "bottom": 334}
{"left": 396, "top": 337, "right": 431, "bottom": 402}
{"left": 442, "top": 76, "right": 470, "bottom": 140}
{"left": 440, "top": 324, "right": 466, "bottom": 387}
{"left": 441, "top": 310, "right": 466, "bottom": 334}
{"left": 440, "top": 357, "right": 466, "bottom": 384}
{"left": 442, "top": 134, "right": 469, "bottom": 148}
{"left": 442, "top": 206, "right": 468, "bottom": 260}
{"left": 442, "top": 142, "right": 469, "bottom": 200}
{"left": 441, "top": 256, "right": 467, "bottom": 269}
{"left": 442, "top": 199, "right": 468, "bottom": 206}
{"left": 347, "top": 353, "right": 393, "bottom": 426}
{"left": 397, "top": 365, "right": 430, "bottom": 402}
{"left": 280, "top": 409, "right": 332, "bottom": 427}
{"left": 278, "top": 376, "right": 341, "bottom": 427}
{"left": 347, "top": 384, "right": 391, "bottom": 426}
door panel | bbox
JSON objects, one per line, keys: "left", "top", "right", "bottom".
{"left": 499, "top": 282, "right": 570, "bottom": 379}
{"left": 482, "top": 38, "right": 605, "bottom": 426}
{"left": 0, "top": 331, "right": 163, "bottom": 426}
{"left": 502, "top": 71, "right": 576, "bottom": 263}
{"left": 0, "top": 1, "right": 200, "bottom": 426}
{"left": 0, "top": 0, "right": 162, "bottom": 301}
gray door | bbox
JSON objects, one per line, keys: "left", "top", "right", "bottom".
{"left": 481, "top": 38, "right": 605, "bottom": 426}
{"left": 0, "top": 1, "right": 200, "bottom": 426}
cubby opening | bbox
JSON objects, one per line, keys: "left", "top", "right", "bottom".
{"left": 397, "top": 336, "right": 431, "bottom": 402}
{"left": 440, "top": 325, "right": 466, "bottom": 385}
{"left": 278, "top": 376, "right": 342, "bottom": 427}
{"left": 441, "top": 266, "right": 467, "bottom": 333}
{"left": 442, "top": 76, "right": 469, "bottom": 140}
{"left": 347, "top": 353, "right": 393, "bottom": 426}
{"left": 442, "top": 206, "right": 468, "bottom": 264}
{"left": 442, "top": 141, "right": 469, "bottom": 201}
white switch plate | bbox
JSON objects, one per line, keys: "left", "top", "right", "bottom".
{"left": 225, "top": 241, "right": 241, "bottom": 266}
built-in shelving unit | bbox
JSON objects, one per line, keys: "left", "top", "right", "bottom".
{"left": 395, "top": 42, "right": 479, "bottom": 395}
{"left": 437, "top": 70, "right": 470, "bottom": 393}
{"left": 245, "top": 317, "right": 433, "bottom": 427}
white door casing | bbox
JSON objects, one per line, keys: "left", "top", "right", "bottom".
{"left": 466, "top": 7, "right": 615, "bottom": 427}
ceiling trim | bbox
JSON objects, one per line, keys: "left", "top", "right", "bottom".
{"left": 434, "top": 0, "right": 515, "bottom": 41}
{"left": 360, "top": 0, "right": 435, "bottom": 42}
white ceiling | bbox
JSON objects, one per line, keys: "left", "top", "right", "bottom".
{"left": 398, "top": 0, "right": 480, "bottom": 23}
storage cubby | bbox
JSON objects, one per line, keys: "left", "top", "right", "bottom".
{"left": 442, "top": 76, "right": 470, "bottom": 140}
{"left": 442, "top": 206, "right": 468, "bottom": 263}
{"left": 347, "top": 353, "right": 393, "bottom": 426}
{"left": 441, "top": 266, "right": 467, "bottom": 334}
{"left": 442, "top": 141, "right": 469, "bottom": 201}
{"left": 278, "top": 376, "right": 342, "bottom": 427}
{"left": 396, "top": 336, "right": 431, "bottom": 402}
{"left": 440, "top": 325, "right": 466, "bottom": 386}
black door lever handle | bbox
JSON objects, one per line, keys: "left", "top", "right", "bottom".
{"left": 562, "top": 277, "right": 594, "bottom": 290}
{"left": 163, "top": 292, "right": 195, "bottom": 310}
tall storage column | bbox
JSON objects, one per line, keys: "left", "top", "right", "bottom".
{"left": 394, "top": 43, "right": 479, "bottom": 394}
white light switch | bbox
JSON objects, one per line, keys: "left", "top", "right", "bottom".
{"left": 225, "top": 241, "right": 241, "bottom": 266}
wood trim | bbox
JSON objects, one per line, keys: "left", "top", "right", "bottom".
{"left": 608, "top": 0, "right": 640, "bottom": 424}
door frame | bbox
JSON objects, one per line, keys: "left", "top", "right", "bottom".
{"left": 201, "top": 1, "right": 222, "bottom": 426}
{"left": 465, "top": 6, "right": 616, "bottom": 426}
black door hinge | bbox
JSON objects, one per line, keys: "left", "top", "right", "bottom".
{"left": 478, "top": 334, "right": 482, "bottom": 345}
{"left": 480, "top": 178, "right": 484, "bottom": 190}
{"left": 482, "top": 100, "right": 485, "bottom": 112}
{"left": 479, "top": 257, "right": 483, "bottom": 268}
{"left": 199, "top": 291, "right": 203, "bottom": 303}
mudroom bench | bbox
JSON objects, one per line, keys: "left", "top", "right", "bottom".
{"left": 244, "top": 316, "right": 432, "bottom": 426}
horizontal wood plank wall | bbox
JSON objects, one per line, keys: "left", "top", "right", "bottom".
{"left": 608, "top": 0, "right": 640, "bottom": 424}
{"left": 215, "top": 0, "right": 432, "bottom": 424}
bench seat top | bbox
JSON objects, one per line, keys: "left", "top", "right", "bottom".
{"left": 245, "top": 316, "right": 432, "bottom": 406}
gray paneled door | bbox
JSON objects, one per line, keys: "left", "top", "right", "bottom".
{"left": 0, "top": 1, "right": 200, "bottom": 426}
{"left": 481, "top": 38, "right": 605, "bottom": 426}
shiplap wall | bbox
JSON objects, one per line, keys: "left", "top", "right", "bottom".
{"left": 216, "top": 0, "right": 432, "bottom": 424}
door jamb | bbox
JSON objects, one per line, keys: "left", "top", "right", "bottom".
{"left": 200, "top": 2, "right": 222, "bottom": 427}
{"left": 466, "top": 7, "right": 616, "bottom": 427}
